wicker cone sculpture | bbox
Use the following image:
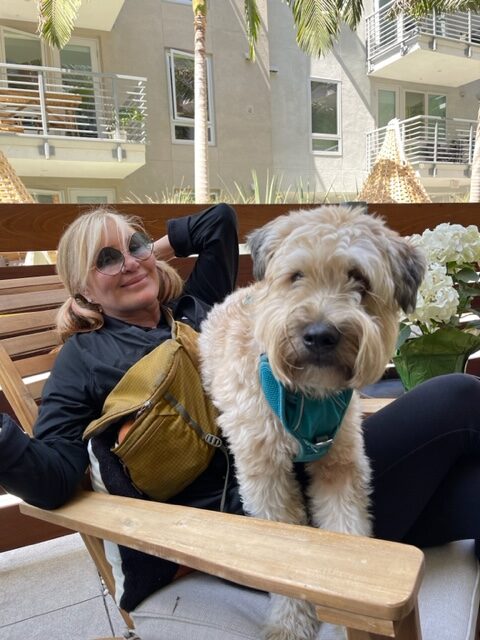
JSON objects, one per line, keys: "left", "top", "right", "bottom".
{"left": 358, "top": 118, "right": 431, "bottom": 204}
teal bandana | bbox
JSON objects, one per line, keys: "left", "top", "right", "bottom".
{"left": 258, "top": 354, "right": 353, "bottom": 463}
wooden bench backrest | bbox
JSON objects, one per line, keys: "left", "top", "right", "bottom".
{"left": 0, "top": 275, "right": 67, "bottom": 433}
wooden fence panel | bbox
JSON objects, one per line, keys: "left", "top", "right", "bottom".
{"left": 0, "top": 203, "right": 479, "bottom": 253}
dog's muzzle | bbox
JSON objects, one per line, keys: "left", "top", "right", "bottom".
{"left": 302, "top": 322, "right": 340, "bottom": 361}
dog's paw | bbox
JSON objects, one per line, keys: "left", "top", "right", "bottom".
{"left": 263, "top": 595, "right": 319, "bottom": 640}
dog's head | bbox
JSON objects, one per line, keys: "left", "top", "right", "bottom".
{"left": 247, "top": 205, "right": 426, "bottom": 394}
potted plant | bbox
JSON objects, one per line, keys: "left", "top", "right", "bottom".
{"left": 107, "top": 105, "right": 144, "bottom": 141}
{"left": 393, "top": 222, "right": 480, "bottom": 390}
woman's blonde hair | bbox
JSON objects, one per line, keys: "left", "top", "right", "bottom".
{"left": 56, "top": 207, "right": 183, "bottom": 341}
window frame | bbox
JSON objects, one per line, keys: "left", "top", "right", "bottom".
{"left": 310, "top": 78, "right": 342, "bottom": 156}
{"left": 29, "top": 189, "right": 64, "bottom": 204}
{"left": 166, "top": 48, "right": 215, "bottom": 145}
{"left": 67, "top": 188, "right": 116, "bottom": 204}
{"left": 403, "top": 90, "right": 447, "bottom": 119}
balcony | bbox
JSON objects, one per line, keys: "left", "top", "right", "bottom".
{"left": 0, "top": 0, "right": 125, "bottom": 31}
{"left": 0, "top": 62, "right": 147, "bottom": 179}
{"left": 366, "top": 115, "right": 476, "bottom": 182}
{"left": 366, "top": 1, "right": 480, "bottom": 86}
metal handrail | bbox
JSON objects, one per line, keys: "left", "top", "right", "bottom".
{"left": 0, "top": 62, "right": 147, "bottom": 143}
{"left": 366, "top": 115, "right": 477, "bottom": 168}
{"left": 366, "top": 0, "right": 480, "bottom": 63}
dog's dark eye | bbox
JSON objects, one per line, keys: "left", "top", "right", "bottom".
{"left": 290, "top": 271, "right": 304, "bottom": 283}
{"left": 348, "top": 268, "right": 370, "bottom": 295}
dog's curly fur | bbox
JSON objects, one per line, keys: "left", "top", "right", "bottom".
{"left": 199, "top": 205, "right": 426, "bottom": 640}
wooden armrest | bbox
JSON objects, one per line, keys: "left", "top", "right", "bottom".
{"left": 360, "top": 397, "right": 394, "bottom": 415}
{"left": 21, "top": 491, "right": 424, "bottom": 635}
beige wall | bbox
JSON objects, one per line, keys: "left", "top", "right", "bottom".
{"left": 101, "top": 0, "right": 274, "bottom": 201}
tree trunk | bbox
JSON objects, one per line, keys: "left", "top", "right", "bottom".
{"left": 193, "top": 4, "right": 209, "bottom": 204}
{"left": 469, "top": 103, "right": 480, "bottom": 202}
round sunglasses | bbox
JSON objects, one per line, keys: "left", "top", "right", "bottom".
{"left": 95, "top": 231, "right": 154, "bottom": 276}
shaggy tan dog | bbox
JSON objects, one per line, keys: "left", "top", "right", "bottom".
{"left": 199, "top": 205, "right": 425, "bottom": 640}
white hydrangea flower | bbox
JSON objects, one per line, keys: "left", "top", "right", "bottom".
{"left": 407, "top": 263, "right": 459, "bottom": 328}
{"left": 420, "top": 223, "right": 480, "bottom": 265}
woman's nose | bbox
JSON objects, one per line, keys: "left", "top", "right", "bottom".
{"left": 121, "top": 252, "right": 140, "bottom": 272}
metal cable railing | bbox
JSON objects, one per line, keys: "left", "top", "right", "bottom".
{"left": 366, "top": 115, "right": 476, "bottom": 168}
{"left": 366, "top": 0, "right": 480, "bottom": 62}
{"left": 0, "top": 62, "right": 147, "bottom": 143}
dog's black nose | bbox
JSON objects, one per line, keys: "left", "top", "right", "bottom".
{"left": 302, "top": 323, "right": 340, "bottom": 352}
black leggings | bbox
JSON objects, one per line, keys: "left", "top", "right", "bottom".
{"left": 364, "top": 373, "right": 480, "bottom": 556}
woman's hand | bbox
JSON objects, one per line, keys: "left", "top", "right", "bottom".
{"left": 153, "top": 235, "right": 175, "bottom": 262}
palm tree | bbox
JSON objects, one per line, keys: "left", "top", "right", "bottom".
{"left": 192, "top": 1, "right": 209, "bottom": 204}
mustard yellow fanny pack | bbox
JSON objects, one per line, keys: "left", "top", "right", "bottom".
{"left": 83, "top": 318, "right": 226, "bottom": 503}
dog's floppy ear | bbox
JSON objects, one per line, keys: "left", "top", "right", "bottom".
{"left": 248, "top": 217, "right": 293, "bottom": 280}
{"left": 247, "top": 226, "right": 271, "bottom": 280}
{"left": 388, "top": 236, "right": 426, "bottom": 313}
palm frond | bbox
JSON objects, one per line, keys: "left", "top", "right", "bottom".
{"left": 192, "top": 0, "right": 207, "bottom": 16}
{"left": 339, "top": 0, "right": 365, "bottom": 29}
{"left": 37, "top": 0, "right": 82, "bottom": 49}
{"left": 244, "top": 0, "right": 261, "bottom": 61}
{"left": 286, "top": 0, "right": 343, "bottom": 57}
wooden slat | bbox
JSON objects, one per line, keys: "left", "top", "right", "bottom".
{"left": 21, "top": 491, "right": 425, "bottom": 623}
{"left": 0, "top": 344, "right": 38, "bottom": 432}
{"left": 0, "top": 203, "right": 479, "bottom": 252}
{"left": 0, "top": 288, "right": 66, "bottom": 313}
{"left": 0, "top": 308, "right": 58, "bottom": 338}
{"left": 0, "top": 273, "right": 62, "bottom": 294}
{"left": 0, "top": 264, "right": 57, "bottom": 279}
{"left": 2, "top": 329, "right": 61, "bottom": 358}
{"left": 360, "top": 397, "right": 393, "bottom": 415}
{"left": 26, "top": 378, "right": 49, "bottom": 403}
{"left": 0, "top": 498, "right": 70, "bottom": 552}
{"left": 15, "top": 352, "right": 58, "bottom": 378}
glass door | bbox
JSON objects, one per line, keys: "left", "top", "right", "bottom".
{"left": 377, "top": 88, "right": 397, "bottom": 127}
{"left": 53, "top": 38, "right": 101, "bottom": 136}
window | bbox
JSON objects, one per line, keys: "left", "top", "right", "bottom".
{"left": 167, "top": 49, "right": 215, "bottom": 144}
{"left": 405, "top": 91, "right": 447, "bottom": 138}
{"left": 378, "top": 89, "right": 397, "bottom": 128}
{"left": 310, "top": 80, "right": 341, "bottom": 154}
{"left": 68, "top": 188, "right": 115, "bottom": 204}
{"left": 2, "top": 28, "right": 46, "bottom": 89}
{"left": 405, "top": 92, "right": 446, "bottom": 119}
{"left": 30, "top": 189, "right": 64, "bottom": 204}
{"left": 52, "top": 37, "right": 101, "bottom": 137}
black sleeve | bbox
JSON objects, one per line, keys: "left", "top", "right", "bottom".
{"left": 0, "top": 341, "right": 94, "bottom": 509}
{"left": 167, "top": 203, "right": 239, "bottom": 307}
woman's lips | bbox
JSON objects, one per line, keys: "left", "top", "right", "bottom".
{"left": 121, "top": 274, "right": 147, "bottom": 288}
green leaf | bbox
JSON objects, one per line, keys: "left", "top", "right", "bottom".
{"left": 393, "top": 327, "right": 480, "bottom": 390}
{"left": 454, "top": 267, "right": 479, "bottom": 283}
{"left": 287, "top": 0, "right": 365, "bottom": 57}
{"left": 396, "top": 323, "right": 413, "bottom": 350}
{"left": 38, "top": 0, "right": 82, "bottom": 49}
{"left": 244, "top": 0, "right": 261, "bottom": 61}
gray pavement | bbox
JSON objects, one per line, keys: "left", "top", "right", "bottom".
{"left": 0, "top": 533, "right": 128, "bottom": 640}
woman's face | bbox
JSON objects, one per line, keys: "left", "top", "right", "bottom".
{"left": 84, "top": 222, "right": 161, "bottom": 326}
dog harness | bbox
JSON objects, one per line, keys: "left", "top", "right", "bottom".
{"left": 258, "top": 354, "right": 353, "bottom": 463}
